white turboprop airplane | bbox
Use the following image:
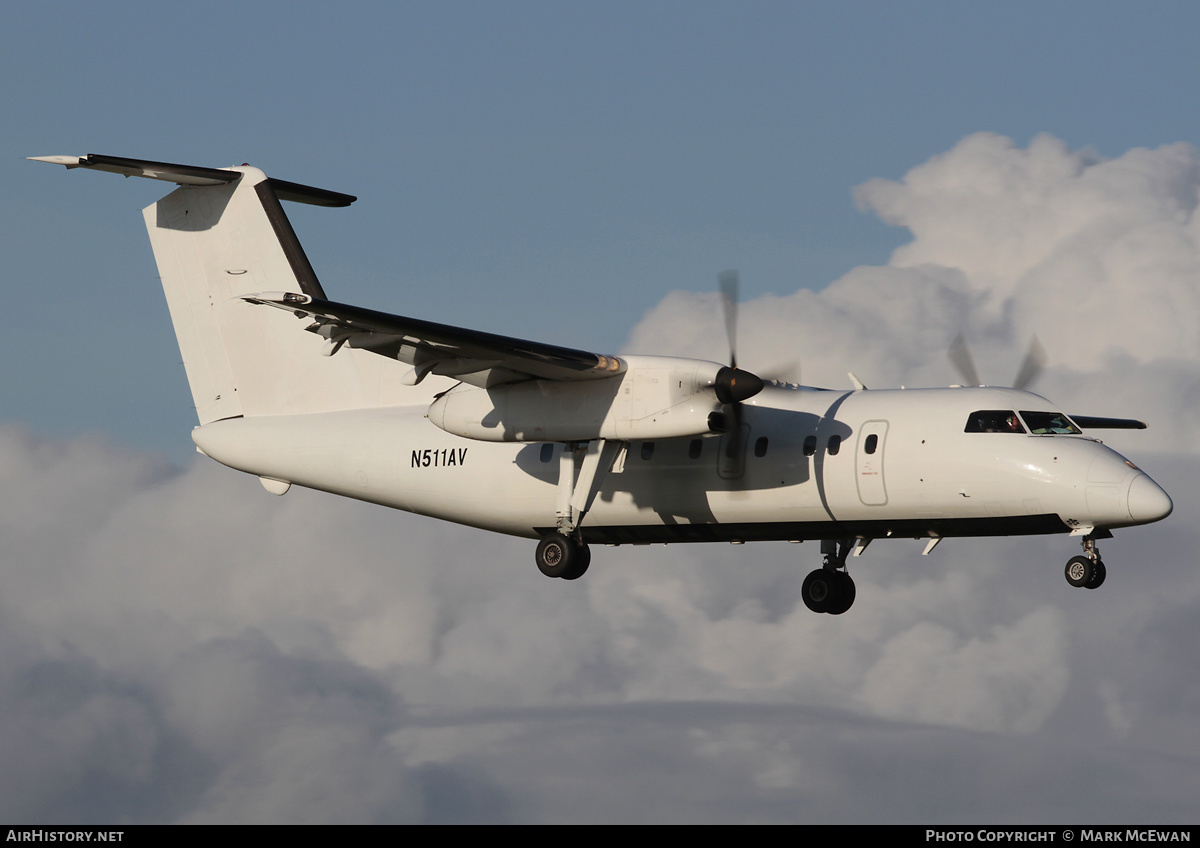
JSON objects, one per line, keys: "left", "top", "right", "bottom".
{"left": 33, "top": 154, "right": 1174, "bottom": 614}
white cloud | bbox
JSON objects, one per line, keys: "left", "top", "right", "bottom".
{"left": 628, "top": 133, "right": 1200, "bottom": 447}
{"left": 2, "top": 427, "right": 1197, "bottom": 822}
{"left": 855, "top": 607, "right": 1069, "bottom": 734}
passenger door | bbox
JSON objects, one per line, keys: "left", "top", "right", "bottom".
{"left": 856, "top": 420, "right": 889, "bottom": 506}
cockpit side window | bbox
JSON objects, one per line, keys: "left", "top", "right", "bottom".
{"left": 1020, "top": 411, "right": 1081, "bottom": 435}
{"left": 965, "top": 410, "right": 1025, "bottom": 433}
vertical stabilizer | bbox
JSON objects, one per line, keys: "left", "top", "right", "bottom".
{"left": 141, "top": 165, "right": 370, "bottom": 423}
{"left": 33, "top": 154, "right": 375, "bottom": 424}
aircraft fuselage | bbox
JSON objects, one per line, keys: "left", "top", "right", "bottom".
{"left": 191, "top": 383, "right": 1171, "bottom": 545}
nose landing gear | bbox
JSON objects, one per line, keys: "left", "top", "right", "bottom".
{"left": 1065, "top": 535, "right": 1106, "bottom": 589}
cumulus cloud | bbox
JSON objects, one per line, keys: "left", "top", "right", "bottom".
{"left": 630, "top": 132, "right": 1200, "bottom": 451}
{"left": 857, "top": 134, "right": 1200, "bottom": 369}
{"left": 5, "top": 133, "right": 1200, "bottom": 822}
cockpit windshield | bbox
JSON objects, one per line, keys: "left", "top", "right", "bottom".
{"left": 965, "top": 410, "right": 1025, "bottom": 433}
{"left": 1019, "top": 411, "right": 1081, "bottom": 435}
{"left": 965, "top": 409, "right": 1082, "bottom": 435}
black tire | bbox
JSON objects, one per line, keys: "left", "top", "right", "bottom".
{"left": 1065, "top": 555, "right": 1093, "bottom": 588}
{"left": 802, "top": 569, "right": 835, "bottom": 614}
{"left": 826, "top": 571, "right": 856, "bottom": 615}
{"left": 560, "top": 542, "right": 591, "bottom": 580}
{"left": 1085, "top": 558, "right": 1106, "bottom": 589}
{"left": 536, "top": 533, "right": 577, "bottom": 578}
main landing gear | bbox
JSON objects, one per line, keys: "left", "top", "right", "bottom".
{"left": 1064, "top": 534, "right": 1106, "bottom": 589}
{"left": 535, "top": 531, "right": 591, "bottom": 580}
{"left": 533, "top": 439, "right": 619, "bottom": 582}
{"left": 802, "top": 539, "right": 857, "bottom": 615}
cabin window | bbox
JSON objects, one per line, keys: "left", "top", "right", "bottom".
{"left": 540, "top": 443, "right": 554, "bottom": 463}
{"left": 688, "top": 438, "right": 703, "bottom": 459}
{"left": 828, "top": 435, "right": 841, "bottom": 456}
{"left": 1020, "top": 411, "right": 1081, "bottom": 435}
{"left": 965, "top": 410, "right": 1025, "bottom": 433}
{"left": 754, "top": 436, "right": 769, "bottom": 457}
{"left": 864, "top": 434, "right": 878, "bottom": 454}
{"left": 641, "top": 441, "right": 655, "bottom": 460}
{"left": 803, "top": 435, "right": 817, "bottom": 456}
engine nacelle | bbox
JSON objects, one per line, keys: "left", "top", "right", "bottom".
{"left": 427, "top": 355, "right": 727, "bottom": 442}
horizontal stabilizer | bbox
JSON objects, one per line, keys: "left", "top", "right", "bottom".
{"left": 30, "top": 154, "right": 239, "bottom": 186}
{"left": 29, "top": 154, "right": 356, "bottom": 206}
{"left": 266, "top": 177, "right": 357, "bottom": 208}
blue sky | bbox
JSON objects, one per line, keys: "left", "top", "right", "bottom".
{"left": 4, "top": 2, "right": 1200, "bottom": 824}
{"left": 7, "top": 1, "right": 1200, "bottom": 458}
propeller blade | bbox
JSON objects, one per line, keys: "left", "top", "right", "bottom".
{"left": 718, "top": 269, "right": 739, "bottom": 368}
{"left": 948, "top": 333, "right": 982, "bottom": 387}
{"left": 713, "top": 269, "right": 762, "bottom": 460}
{"left": 756, "top": 361, "right": 801, "bottom": 385}
{"left": 1013, "top": 335, "right": 1047, "bottom": 391}
{"left": 725, "top": 400, "right": 744, "bottom": 459}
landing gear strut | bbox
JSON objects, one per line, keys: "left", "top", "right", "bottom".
{"left": 1065, "top": 534, "right": 1106, "bottom": 589}
{"left": 534, "top": 439, "right": 619, "bottom": 581}
{"left": 802, "top": 539, "right": 857, "bottom": 615}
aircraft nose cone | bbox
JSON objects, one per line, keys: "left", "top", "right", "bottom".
{"left": 1128, "top": 474, "right": 1173, "bottom": 524}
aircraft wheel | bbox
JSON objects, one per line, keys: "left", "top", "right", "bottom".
{"left": 560, "top": 542, "right": 591, "bottom": 581}
{"left": 826, "top": 571, "right": 856, "bottom": 615}
{"left": 1065, "top": 555, "right": 1094, "bottom": 588}
{"left": 802, "top": 568, "right": 835, "bottom": 614}
{"left": 1085, "top": 558, "right": 1106, "bottom": 589}
{"left": 536, "top": 533, "right": 577, "bottom": 578}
